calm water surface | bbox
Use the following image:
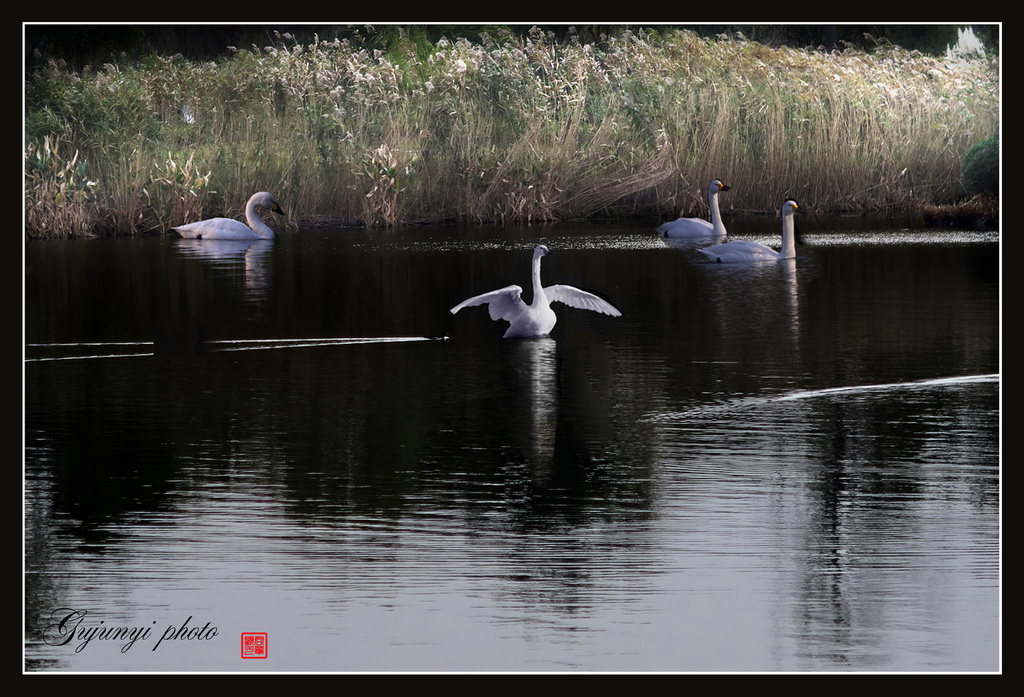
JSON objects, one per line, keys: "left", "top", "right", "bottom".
{"left": 24, "top": 221, "right": 1000, "bottom": 672}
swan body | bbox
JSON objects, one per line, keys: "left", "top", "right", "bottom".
{"left": 658, "top": 179, "right": 731, "bottom": 238}
{"left": 450, "top": 245, "right": 622, "bottom": 338}
{"left": 171, "top": 191, "right": 284, "bottom": 240}
{"left": 699, "top": 200, "right": 801, "bottom": 263}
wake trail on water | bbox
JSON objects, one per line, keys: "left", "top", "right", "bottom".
{"left": 646, "top": 373, "right": 999, "bottom": 423}
{"left": 25, "top": 336, "right": 448, "bottom": 362}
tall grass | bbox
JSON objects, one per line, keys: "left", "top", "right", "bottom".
{"left": 24, "top": 26, "right": 999, "bottom": 237}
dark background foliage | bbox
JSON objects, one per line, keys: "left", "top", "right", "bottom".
{"left": 25, "top": 24, "right": 999, "bottom": 76}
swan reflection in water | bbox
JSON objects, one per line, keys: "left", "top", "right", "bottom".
{"left": 692, "top": 251, "right": 803, "bottom": 366}
{"left": 508, "top": 338, "right": 560, "bottom": 477}
{"left": 781, "top": 257, "right": 799, "bottom": 340}
{"left": 158, "top": 239, "right": 275, "bottom": 355}
{"left": 174, "top": 238, "right": 275, "bottom": 300}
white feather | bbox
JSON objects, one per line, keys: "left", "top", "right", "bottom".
{"left": 699, "top": 200, "right": 801, "bottom": 263}
{"left": 171, "top": 191, "right": 284, "bottom": 240}
{"left": 657, "top": 179, "right": 731, "bottom": 239}
{"left": 450, "top": 245, "right": 621, "bottom": 338}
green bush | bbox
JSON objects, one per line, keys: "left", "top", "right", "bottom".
{"left": 962, "top": 134, "right": 998, "bottom": 197}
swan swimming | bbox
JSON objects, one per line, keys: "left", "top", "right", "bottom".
{"left": 698, "top": 200, "right": 802, "bottom": 263}
{"left": 170, "top": 191, "right": 284, "bottom": 240}
{"left": 450, "top": 245, "right": 622, "bottom": 338}
{"left": 657, "top": 179, "right": 731, "bottom": 238}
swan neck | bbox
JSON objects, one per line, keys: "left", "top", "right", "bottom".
{"left": 245, "top": 199, "right": 276, "bottom": 239}
{"left": 532, "top": 251, "right": 546, "bottom": 303}
{"left": 780, "top": 212, "right": 796, "bottom": 259}
{"left": 708, "top": 190, "right": 725, "bottom": 234}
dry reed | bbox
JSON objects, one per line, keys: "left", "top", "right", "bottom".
{"left": 25, "top": 26, "right": 998, "bottom": 237}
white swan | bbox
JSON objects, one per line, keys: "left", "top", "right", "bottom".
{"left": 698, "top": 200, "right": 802, "bottom": 263}
{"left": 170, "top": 191, "right": 284, "bottom": 240}
{"left": 657, "top": 179, "right": 731, "bottom": 238}
{"left": 450, "top": 245, "right": 622, "bottom": 338}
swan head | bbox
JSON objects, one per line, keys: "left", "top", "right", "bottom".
{"left": 710, "top": 179, "right": 731, "bottom": 193}
{"left": 252, "top": 191, "right": 285, "bottom": 216}
{"left": 535, "top": 244, "right": 551, "bottom": 257}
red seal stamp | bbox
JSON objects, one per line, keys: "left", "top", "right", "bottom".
{"left": 240, "top": 632, "right": 268, "bottom": 659}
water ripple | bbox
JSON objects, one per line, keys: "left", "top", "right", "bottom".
{"left": 646, "top": 374, "right": 1000, "bottom": 422}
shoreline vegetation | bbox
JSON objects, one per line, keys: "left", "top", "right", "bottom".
{"left": 24, "top": 26, "right": 999, "bottom": 238}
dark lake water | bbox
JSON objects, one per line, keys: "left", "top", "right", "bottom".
{"left": 24, "top": 219, "right": 1000, "bottom": 673}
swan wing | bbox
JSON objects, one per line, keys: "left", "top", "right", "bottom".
{"left": 657, "top": 218, "right": 715, "bottom": 237}
{"left": 699, "top": 240, "right": 778, "bottom": 263}
{"left": 450, "top": 285, "right": 526, "bottom": 322}
{"left": 545, "top": 285, "right": 622, "bottom": 317}
{"left": 171, "top": 218, "right": 260, "bottom": 240}
{"left": 171, "top": 224, "right": 203, "bottom": 239}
